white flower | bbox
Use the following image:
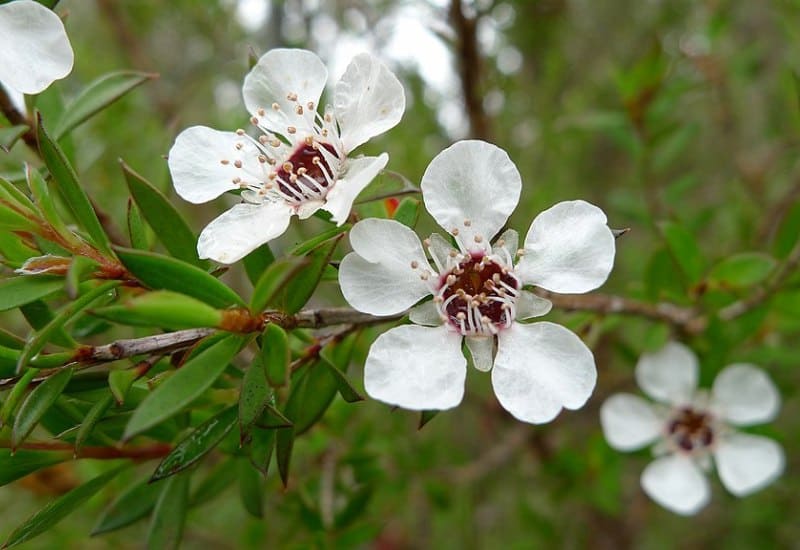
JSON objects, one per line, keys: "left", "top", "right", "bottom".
{"left": 0, "top": 0, "right": 74, "bottom": 94}
{"left": 339, "top": 140, "right": 616, "bottom": 423}
{"left": 168, "top": 49, "right": 405, "bottom": 264}
{"left": 600, "top": 341, "right": 784, "bottom": 515}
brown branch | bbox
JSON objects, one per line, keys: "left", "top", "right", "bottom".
{"left": 448, "top": 423, "right": 530, "bottom": 484}
{"left": 450, "top": 0, "right": 492, "bottom": 140}
{"left": 0, "top": 85, "right": 37, "bottom": 150}
{"left": 3, "top": 440, "right": 172, "bottom": 461}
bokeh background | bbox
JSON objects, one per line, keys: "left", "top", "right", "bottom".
{"left": 1, "top": 0, "right": 799, "bottom": 547}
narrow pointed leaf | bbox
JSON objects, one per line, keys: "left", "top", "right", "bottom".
{"left": 250, "top": 255, "right": 308, "bottom": 313}
{"left": 122, "top": 161, "right": 202, "bottom": 266}
{"left": 261, "top": 323, "right": 289, "bottom": 387}
{"left": 116, "top": 248, "right": 243, "bottom": 308}
{"left": 239, "top": 359, "right": 269, "bottom": 440}
{"left": 392, "top": 197, "right": 420, "bottom": 228}
{"left": 3, "top": 465, "right": 127, "bottom": 549}
{"left": 274, "top": 236, "right": 342, "bottom": 315}
{"left": 319, "top": 358, "right": 364, "bottom": 403}
{"left": 418, "top": 410, "right": 439, "bottom": 430}
{"left": 109, "top": 369, "right": 138, "bottom": 405}
{"left": 12, "top": 367, "right": 73, "bottom": 448}
{"left": 243, "top": 243, "right": 275, "bottom": 286}
{"left": 92, "top": 290, "right": 224, "bottom": 330}
{"left": 25, "top": 164, "right": 79, "bottom": 247}
{"left": 150, "top": 405, "right": 238, "bottom": 482}
{"left": 288, "top": 223, "right": 351, "bottom": 256}
{"left": 238, "top": 459, "right": 264, "bottom": 518}
{"left": 0, "top": 125, "right": 28, "bottom": 152}
{"left": 146, "top": 472, "right": 190, "bottom": 550}
{"left": 126, "top": 198, "right": 148, "bottom": 250}
{"left": 124, "top": 335, "right": 244, "bottom": 439}
{"left": 708, "top": 252, "right": 777, "bottom": 288}
{"left": 36, "top": 113, "right": 113, "bottom": 256}
{"left": 256, "top": 403, "right": 292, "bottom": 429}
{"left": 247, "top": 428, "right": 275, "bottom": 477}
{"left": 91, "top": 477, "right": 162, "bottom": 535}
{"left": 55, "top": 71, "right": 157, "bottom": 139}
{"left": 74, "top": 392, "right": 114, "bottom": 454}
{"left": 0, "top": 276, "right": 63, "bottom": 311}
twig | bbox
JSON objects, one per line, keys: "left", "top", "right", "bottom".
{"left": 2, "top": 440, "right": 171, "bottom": 461}
{"left": 449, "top": 0, "right": 492, "bottom": 140}
{"left": 448, "top": 423, "right": 530, "bottom": 484}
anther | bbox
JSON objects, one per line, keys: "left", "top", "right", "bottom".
{"left": 456, "top": 312, "right": 466, "bottom": 320}
{"left": 410, "top": 261, "right": 419, "bottom": 269}
{"left": 257, "top": 108, "right": 266, "bottom": 116}
{"left": 452, "top": 228, "right": 460, "bottom": 236}
{"left": 474, "top": 235, "right": 483, "bottom": 243}
{"left": 250, "top": 117, "right": 259, "bottom": 125}
{"left": 270, "top": 139, "right": 281, "bottom": 147}
{"left": 287, "top": 126, "right": 297, "bottom": 134}
{"left": 497, "top": 239, "right": 505, "bottom": 247}
{"left": 295, "top": 105, "right": 304, "bottom": 115}
{"left": 235, "top": 142, "right": 243, "bottom": 150}
{"left": 286, "top": 92, "right": 298, "bottom": 101}
{"left": 282, "top": 162, "right": 293, "bottom": 172}
{"left": 463, "top": 219, "right": 472, "bottom": 227}
{"left": 305, "top": 136, "right": 314, "bottom": 146}
{"left": 423, "top": 238, "right": 431, "bottom": 247}
{"left": 259, "top": 135, "right": 269, "bottom": 144}
{"left": 234, "top": 160, "right": 243, "bottom": 168}
{"left": 448, "top": 250, "right": 458, "bottom": 258}
{"left": 236, "top": 128, "right": 245, "bottom": 135}
{"left": 306, "top": 101, "right": 315, "bottom": 110}
{"left": 257, "top": 155, "right": 267, "bottom": 163}
{"left": 232, "top": 177, "right": 242, "bottom": 184}
{"left": 220, "top": 159, "right": 230, "bottom": 165}
{"left": 517, "top": 249, "right": 525, "bottom": 256}
{"left": 272, "top": 102, "right": 280, "bottom": 110}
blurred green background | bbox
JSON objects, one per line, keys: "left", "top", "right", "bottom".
{"left": 1, "top": 0, "right": 799, "bottom": 547}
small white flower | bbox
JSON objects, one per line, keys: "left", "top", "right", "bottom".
{"left": 0, "top": 0, "right": 74, "bottom": 94}
{"left": 168, "top": 49, "right": 405, "bottom": 264}
{"left": 339, "top": 140, "right": 616, "bottom": 423}
{"left": 600, "top": 341, "right": 784, "bottom": 515}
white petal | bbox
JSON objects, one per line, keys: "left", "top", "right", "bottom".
{"left": 339, "top": 218, "right": 433, "bottom": 316}
{"left": 714, "top": 433, "right": 784, "bottom": 497}
{"left": 296, "top": 199, "right": 323, "bottom": 220}
{"left": 242, "top": 49, "right": 327, "bottom": 134}
{"left": 364, "top": 324, "right": 466, "bottom": 410}
{"left": 0, "top": 1, "right": 73, "bottom": 94}
{"left": 492, "top": 322, "right": 596, "bottom": 424}
{"left": 197, "top": 201, "right": 293, "bottom": 264}
{"left": 466, "top": 336, "right": 494, "bottom": 372}
{"left": 635, "top": 342, "right": 698, "bottom": 405}
{"left": 421, "top": 140, "right": 521, "bottom": 252}
{"left": 426, "top": 232, "right": 455, "bottom": 273}
{"left": 641, "top": 455, "right": 710, "bottom": 515}
{"left": 492, "top": 228, "right": 519, "bottom": 263}
{"left": 515, "top": 290, "right": 552, "bottom": 321}
{"left": 710, "top": 364, "right": 780, "bottom": 426}
{"left": 408, "top": 300, "right": 443, "bottom": 326}
{"left": 322, "top": 154, "right": 388, "bottom": 225}
{"left": 600, "top": 393, "right": 662, "bottom": 451}
{"left": 168, "top": 126, "right": 263, "bottom": 204}
{"left": 334, "top": 53, "right": 405, "bottom": 153}
{"left": 516, "top": 200, "right": 615, "bottom": 293}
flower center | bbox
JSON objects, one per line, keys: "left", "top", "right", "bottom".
{"left": 666, "top": 407, "right": 714, "bottom": 453}
{"left": 270, "top": 142, "right": 338, "bottom": 204}
{"left": 435, "top": 253, "right": 519, "bottom": 336}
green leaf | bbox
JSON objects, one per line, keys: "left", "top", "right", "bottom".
{"left": 261, "top": 323, "right": 289, "bottom": 387}
{"left": 25, "top": 164, "right": 80, "bottom": 247}
{"left": 773, "top": 201, "right": 800, "bottom": 259}
{"left": 116, "top": 248, "right": 243, "bottom": 308}
{"left": 151, "top": 405, "right": 238, "bottom": 482}
{"left": 109, "top": 368, "right": 138, "bottom": 405}
{"left": 65, "top": 255, "right": 98, "bottom": 299}
{"left": 288, "top": 223, "right": 351, "bottom": 256}
{"left": 147, "top": 472, "right": 190, "bottom": 550}
{"left": 243, "top": 243, "right": 275, "bottom": 286}
{"left": 273, "top": 236, "right": 341, "bottom": 315}
{"left": 91, "top": 477, "right": 162, "bottom": 535}
{"left": 659, "top": 221, "right": 706, "bottom": 285}
{"left": 247, "top": 428, "right": 275, "bottom": 477}
{"left": 708, "top": 252, "right": 777, "bottom": 289}
{"left": 0, "top": 368, "right": 36, "bottom": 425}
{"left": 17, "top": 281, "right": 118, "bottom": 371}
{"left": 250, "top": 255, "right": 308, "bottom": 314}
{"left": 123, "top": 335, "right": 244, "bottom": 439}
{"left": 3, "top": 465, "right": 126, "bottom": 549}
{"left": 0, "top": 276, "right": 63, "bottom": 311}
{"left": 0, "top": 125, "right": 28, "bottom": 152}
{"left": 92, "top": 290, "right": 224, "bottom": 330}
{"left": 0, "top": 200, "right": 39, "bottom": 232}
{"left": 0, "top": 449, "right": 68, "bottom": 487}
{"left": 418, "top": 410, "right": 439, "bottom": 430}
{"left": 239, "top": 359, "right": 269, "bottom": 440}
{"left": 36, "top": 113, "right": 113, "bottom": 256}
{"left": 256, "top": 403, "right": 292, "bottom": 429}
{"left": 121, "top": 161, "right": 202, "bottom": 266}
{"left": 126, "top": 198, "right": 149, "bottom": 250}
{"left": 319, "top": 356, "right": 364, "bottom": 403}
{"left": 392, "top": 197, "right": 421, "bottom": 228}
{"left": 238, "top": 459, "right": 264, "bottom": 518}
{"left": 11, "top": 367, "right": 73, "bottom": 448}
{"left": 54, "top": 71, "right": 157, "bottom": 139}
{"left": 74, "top": 392, "right": 114, "bottom": 454}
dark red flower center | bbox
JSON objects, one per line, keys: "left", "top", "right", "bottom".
{"left": 667, "top": 407, "right": 714, "bottom": 452}
{"left": 437, "top": 253, "right": 519, "bottom": 335}
{"left": 274, "top": 142, "right": 338, "bottom": 202}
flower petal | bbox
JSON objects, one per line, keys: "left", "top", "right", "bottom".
{"left": 197, "top": 201, "right": 293, "bottom": 264}
{"left": 334, "top": 53, "right": 405, "bottom": 153}
{"left": 421, "top": 140, "right": 521, "bottom": 252}
{"left": 714, "top": 433, "right": 784, "bottom": 497}
{"left": 322, "top": 153, "right": 388, "bottom": 225}
{"left": 168, "top": 126, "right": 264, "bottom": 204}
{"left": 600, "top": 393, "right": 662, "bottom": 451}
{"left": 492, "top": 322, "right": 596, "bottom": 424}
{"left": 426, "top": 232, "right": 455, "bottom": 273}
{"left": 492, "top": 228, "right": 519, "bottom": 264}
{"left": 515, "top": 290, "right": 552, "bottom": 321}
{"left": 635, "top": 341, "right": 698, "bottom": 405}
{"left": 516, "top": 200, "right": 615, "bottom": 293}
{"left": 242, "top": 49, "right": 327, "bottom": 134}
{"left": 641, "top": 454, "right": 710, "bottom": 515}
{"left": 710, "top": 364, "right": 780, "bottom": 426}
{"left": 339, "top": 218, "right": 433, "bottom": 316}
{"left": 0, "top": 1, "right": 73, "bottom": 94}
{"left": 466, "top": 336, "right": 494, "bottom": 372}
{"left": 364, "top": 324, "right": 466, "bottom": 410}
{"left": 408, "top": 300, "right": 442, "bottom": 326}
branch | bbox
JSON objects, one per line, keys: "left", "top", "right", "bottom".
{"left": 450, "top": 0, "right": 492, "bottom": 140}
